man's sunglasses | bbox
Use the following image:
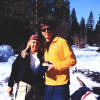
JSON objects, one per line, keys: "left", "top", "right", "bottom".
{"left": 41, "top": 27, "right": 52, "bottom": 32}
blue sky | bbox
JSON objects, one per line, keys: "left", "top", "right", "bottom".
{"left": 70, "top": 0, "right": 100, "bottom": 25}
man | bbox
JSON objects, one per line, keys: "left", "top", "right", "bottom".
{"left": 40, "top": 19, "right": 77, "bottom": 100}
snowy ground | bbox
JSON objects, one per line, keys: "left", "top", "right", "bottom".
{"left": 0, "top": 44, "right": 100, "bottom": 100}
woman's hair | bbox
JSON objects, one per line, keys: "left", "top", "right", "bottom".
{"left": 21, "top": 32, "right": 44, "bottom": 63}
{"left": 21, "top": 40, "right": 32, "bottom": 58}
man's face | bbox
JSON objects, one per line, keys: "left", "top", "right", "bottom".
{"left": 41, "top": 24, "right": 53, "bottom": 42}
{"left": 30, "top": 40, "right": 40, "bottom": 53}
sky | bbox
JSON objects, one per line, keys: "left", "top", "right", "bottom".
{"left": 0, "top": 45, "right": 100, "bottom": 99}
{"left": 70, "top": 0, "right": 100, "bottom": 25}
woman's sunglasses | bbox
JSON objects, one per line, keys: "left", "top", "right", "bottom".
{"left": 41, "top": 27, "right": 52, "bottom": 32}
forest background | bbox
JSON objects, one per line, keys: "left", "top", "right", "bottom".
{"left": 0, "top": 0, "right": 100, "bottom": 53}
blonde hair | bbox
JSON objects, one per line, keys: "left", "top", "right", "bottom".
{"left": 21, "top": 40, "right": 32, "bottom": 58}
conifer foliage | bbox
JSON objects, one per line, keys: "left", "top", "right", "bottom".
{"left": 0, "top": 0, "right": 100, "bottom": 50}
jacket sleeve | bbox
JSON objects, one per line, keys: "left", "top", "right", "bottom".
{"left": 54, "top": 39, "right": 76, "bottom": 72}
{"left": 8, "top": 55, "right": 21, "bottom": 87}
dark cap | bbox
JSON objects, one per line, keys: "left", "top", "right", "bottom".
{"left": 29, "top": 34, "right": 39, "bottom": 40}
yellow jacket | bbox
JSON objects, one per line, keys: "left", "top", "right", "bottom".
{"left": 44, "top": 37, "right": 76, "bottom": 86}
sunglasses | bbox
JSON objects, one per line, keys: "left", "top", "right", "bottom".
{"left": 41, "top": 27, "right": 52, "bottom": 32}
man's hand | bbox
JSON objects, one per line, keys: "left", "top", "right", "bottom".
{"left": 42, "top": 61, "right": 55, "bottom": 72}
{"left": 7, "top": 86, "right": 13, "bottom": 96}
{"left": 47, "top": 64, "right": 54, "bottom": 71}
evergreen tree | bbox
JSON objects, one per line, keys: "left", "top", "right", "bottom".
{"left": 87, "top": 11, "right": 94, "bottom": 31}
{"left": 78, "top": 17, "right": 87, "bottom": 48}
{"left": 0, "top": 0, "right": 31, "bottom": 49}
{"left": 38, "top": 0, "right": 52, "bottom": 21}
{"left": 70, "top": 8, "right": 80, "bottom": 36}
{"left": 51, "top": 0, "right": 70, "bottom": 38}
{"left": 53, "top": 0, "right": 70, "bottom": 23}
{"left": 0, "top": 0, "right": 36, "bottom": 30}
{"left": 0, "top": 0, "right": 70, "bottom": 33}
{"left": 95, "top": 14, "right": 100, "bottom": 46}
{"left": 80, "top": 17, "right": 86, "bottom": 37}
{"left": 0, "top": 0, "right": 70, "bottom": 49}
{"left": 86, "top": 11, "right": 95, "bottom": 45}
{"left": 70, "top": 8, "right": 80, "bottom": 45}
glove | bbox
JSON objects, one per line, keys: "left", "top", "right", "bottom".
{"left": 38, "top": 66, "right": 48, "bottom": 75}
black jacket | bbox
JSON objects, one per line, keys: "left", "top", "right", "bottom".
{"left": 8, "top": 53, "right": 45, "bottom": 87}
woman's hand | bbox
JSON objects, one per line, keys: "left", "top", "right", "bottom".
{"left": 7, "top": 86, "right": 13, "bottom": 96}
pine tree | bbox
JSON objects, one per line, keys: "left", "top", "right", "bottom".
{"left": 70, "top": 8, "right": 80, "bottom": 45}
{"left": 80, "top": 17, "right": 86, "bottom": 37}
{"left": 51, "top": 0, "right": 70, "bottom": 38}
{"left": 78, "top": 17, "right": 87, "bottom": 48}
{"left": 87, "top": 11, "right": 94, "bottom": 31}
{"left": 95, "top": 14, "right": 100, "bottom": 46}
{"left": 86, "top": 11, "right": 95, "bottom": 45}
{"left": 70, "top": 8, "right": 80, "bottom": 36}
{"left": 53, "top": 0, "right": 70, "bottom": 23}
{"left": 0, "top": 0, "right": 70, "bottom": 48}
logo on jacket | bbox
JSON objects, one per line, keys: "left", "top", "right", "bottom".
{"left": 52, "top": 46, "right": 58, "bottom": 48}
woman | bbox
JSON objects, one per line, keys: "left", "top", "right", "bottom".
{"left": 7, "top": 32, "right": 48, "bottom": 100}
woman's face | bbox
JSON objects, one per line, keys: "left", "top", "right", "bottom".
{"left": 30, "top": 40, "right": 40, "bottom": 53}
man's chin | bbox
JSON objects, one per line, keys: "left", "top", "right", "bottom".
{"left": 46, "top": 37, "right": 52, "bottom": 42}
{"left": 46, "top": 39, "right": 50, "bottom": 42}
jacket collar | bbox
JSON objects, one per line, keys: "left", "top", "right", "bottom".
{"left": 50, "top": 36, "right": 59, "bottom": 45}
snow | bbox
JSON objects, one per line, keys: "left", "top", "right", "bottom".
{"left": 0, "top": 45, "right": 14, "bottom": 62}
{"left": 0, "top": 44, "right": 100, "bottom": 100}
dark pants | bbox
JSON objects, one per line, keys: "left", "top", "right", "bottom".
{"left": 25, "top": 84, "right": 42, "bottom": 100}
{"left": 43, "top": 83, "right": 70, "bottom": 100}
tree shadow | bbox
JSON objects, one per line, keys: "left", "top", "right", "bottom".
{"left": 72, "top": 69, "right": 100, "bottom": 83}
